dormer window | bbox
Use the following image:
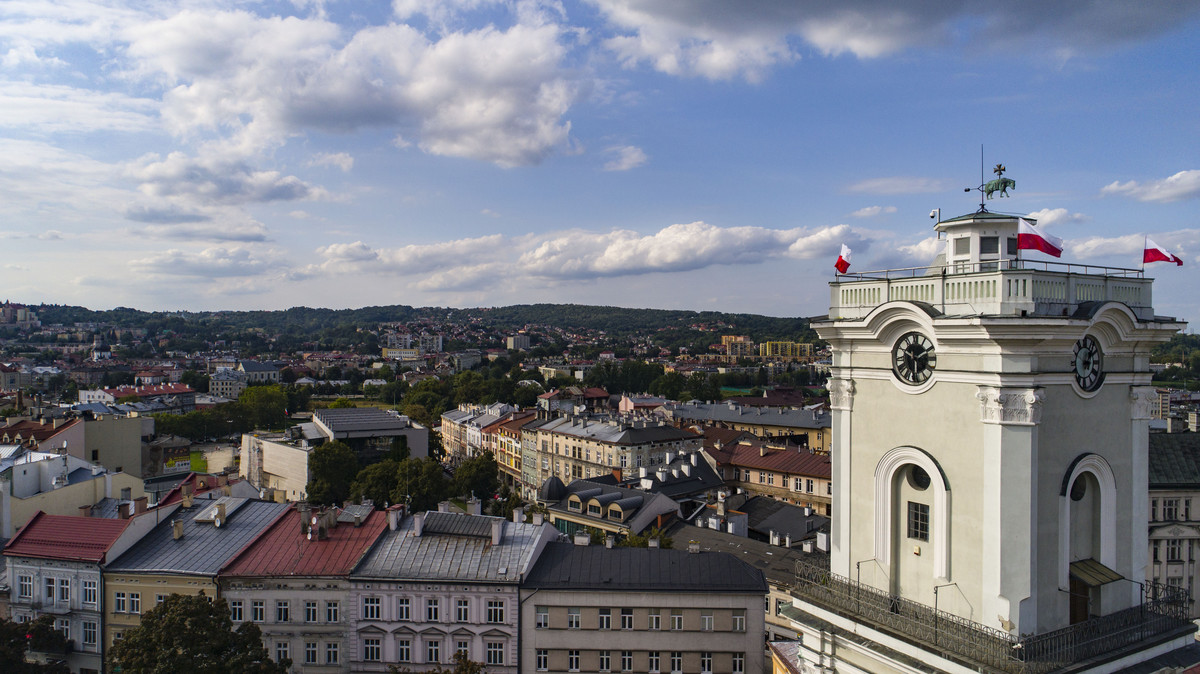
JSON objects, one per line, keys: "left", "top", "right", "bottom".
{"left": 568, "top": 498, "right": 581, "bottom": 512}
{"left": 587, "top": 502, "right": 602, "bottom": 516}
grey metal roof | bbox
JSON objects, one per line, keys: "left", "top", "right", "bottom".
{"left": 1149, "top": 432, "right": 1200, "bottom": 488}
{"left": 523, "top": 542, "right": 767, "bottom": 593}
{"left": 663, "top": 518, "right": 828, "bottom": 589}
{"left": 105, "top": 499, "right": 288, "bottom": 576}
{"left": 661, "top": 401, "right": 830, "bottom": 430}
{"left": 315, "top": 408, "right": 412, "bottom": 433}
{"left": 422, "top": 511, "right": 494, "bottom": 538}
{"left": 338, "top": 504, "right": 374, "bottom": 523}
{"left": 352, "top": 512, "right": 554, "bottom": 583}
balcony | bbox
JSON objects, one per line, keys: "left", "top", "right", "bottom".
{"left": 829, "top": 260, "right": 1154, "bottom": 321}
{"left": 790, "top": 559, "right": 1193, "bottom": 674}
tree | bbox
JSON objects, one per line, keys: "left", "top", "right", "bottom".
{"left": 453, "top": 451, "right": 500, "bottom": 500}
{"left": 389, "top": 651, "right": 486, "bottom": 674}
{"left": 350, "top": 460, "right": 401, "bottom": 507}
{"left": 0, "top": 615, "right": 70, "bottom": 673}
{"left": 306, "top": 441, "right": 359, "bottom": 505}
{"left": 109, "top": 593, "right": 287, "bottom": 674}
{"left": 398, "top": 457, "right": 451, "bottom": 512}
{"left": 239, "top": 385, "right": 289, "bottom": 429}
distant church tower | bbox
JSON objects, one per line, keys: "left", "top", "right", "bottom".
{"left": 793, "top": 173, "right": 1193, "bottom": 672}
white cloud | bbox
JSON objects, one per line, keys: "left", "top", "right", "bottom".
{"left": 128, "top": 246, "right": 281, "bottom": 278}
{"left": 0, "top": 81, "right": 158, "bottom": 133}
{"left": 129, "top": 152, "right": 327, "bottom": 205}
{"left": 1101, "top": 170, "right": 1200, "bottom": 203}
{"left": 307, "top": 152, "right": 355, "bottom": 172}
{"left": 846, "top": 176, "right": 947, "bottom": 195}
{"left": 1026, "top": 208, "right": 1087, "bottom": 227}
{"left": 1071, "top": 228, "right": 1200, "bottom": 260}
{"left": 850, "top": 205, "right": 897, "bottom": 218}
{"left": 602, "top": 145, "right": 647, "bottom": 171}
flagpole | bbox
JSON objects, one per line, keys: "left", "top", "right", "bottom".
{"left": 1141, "top": 235, "right": 1146, "bottom": 274}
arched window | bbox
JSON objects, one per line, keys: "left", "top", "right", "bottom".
{"left": 874, "top": 446, "right": 952, "bottom": 579}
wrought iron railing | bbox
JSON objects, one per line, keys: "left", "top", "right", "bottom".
{"left": 792, "top": 560, "right": 1192, "bottom": 674}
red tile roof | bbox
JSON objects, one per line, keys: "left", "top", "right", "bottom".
{"left": 220, "top": 507, "right": 389, "bottom": 577}
{"left": 157, "top": 472, "right": 226, "bottom": 506}
{"left": 3, "top": 511, "right": 130, "bottom": 563}
{"left": 705, "top": 435, "right": 831, "bottom": 479}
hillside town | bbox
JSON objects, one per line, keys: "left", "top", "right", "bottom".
{"left": 3, "top": 239, "right": 1200, "bottom": 674}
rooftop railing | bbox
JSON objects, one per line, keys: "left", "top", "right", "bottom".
{"left": 828, "top": 260, "right": 1156, "bottom": 321}
{"left": 792, "top": 559, "right": 1192, "bottom": 674}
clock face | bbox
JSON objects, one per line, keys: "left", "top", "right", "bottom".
{"left": 893, "top": 332, "right": 936, "bottom": 385}
{"left": 1072, "top": 335, "right": 1104, "bottom": 392}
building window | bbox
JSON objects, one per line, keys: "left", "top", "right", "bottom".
{"left": 648, "top": 652, "right": 661, "bottom": 673}
{"left": 648, "top": 610, "right": 660, "bottom": 630}
{"left": 1164, "top": 499, "right": 1180, "bottom": 521}
{"left": 58, "top": 579, "right": 70, "bottom": 603}
{"left": 733, "top": 610, "right": 745, "bottom": 632}
{"left": 599, "top": 650, "right": 611, "bottom": 671}
{"left": 114, "top": 592, "right": 127, "bottom": 613}
{"left": 252, "top": 600, "right": 265, "bottom": 622}
{"left": 397, "top": 639, "right": 411, "bottom": 662}
{"left": 907, "top": 501, "right": 930, "bottom": 541}
{"left": 45, "top": 578, "right": 55, "bottom": 601}
{"left": 568, "top": 499, "right": 581, "bottom": 512}
{"left": 701, "top": 652, "right": 713, "bottom": 674}
{"left": 275, "top": 642, "right": 289, "bottom": 663}
{"left": 621, "top": 650, "right": 633, "bottom": 671}
{"left": 276, "top": 601, "right": 289, "bottom": 623}
{"left": 156, "top": 594, "right": 166, "bottom": 605}
{"left": 18, "top": 575, "right": 32, "bottom": 599}
{"left": 1168, "top": 539, "right": 1183, "bottom": 561}
{"left": 486, "top": 599, "right": 504, "bottom": 624}
{"left": 701, "top": 611, "right": 713, "bottom": 631}
{"left": 230, "top": 600, "right": 244, "bottom": 622}
{"left": 363, "top": 597, "right": 380, "bottom": 620}
{"left": 568, "top": 607, "right": 580, "bottom": 629}
{"left": 599, "top": 608, "right": 612, "bottom": 629}
{"left": 326, "top": 601, "right": 340, "bottom": 622}
{"left": 457, "top": 598, "right": 470, "bottom": 622}
{"left": 670, "top": 652, "right": 683, "bottom": 674}
{"left": 55, "top": 618, "right": 69, "bottom": 640}
{"left": 129, "top": 592, "right": 141, "bottom": 614}
{"left": 325, "top": 643, "right": 339, "bottom": 665}
{"left": 536, "top": 649, "right": 548, "bottom": 671}
{"left": 807, "top": 478, "right": 815, "bottom": 492}
{"left": 980, "top": 236, "right": 999, "bottom": 255}
{"left": 456, "top": 640, "right": 469, "bottom": 658}
{"left": 670, "top": 610, "right": 683, "bottom": 631}
{"left": 1152, "top": 499, "right": 1159, "bottom": 521}
{"left": 620, "top": 608, "right": 633, "bottom": 629}
{"left": 535, "top": 606, "right": 548, "bottom": 628}
{"left": 568, "top": 650, "right": 580, "bottom": 672}
{"left": 305, "top": 601, "right": 318, "bottom": 623}
{"left": 363, "top": 638, "right": 381, "bottom": 662}
{"left": 304, "top": 642, "right": 318, "bottom": 664}
{"left": 426, "top": 598, "right": 440, "bottom": 622}
{"left": 588, "top": 503, "right": 602, "bottom": 516}
{"left": 397, "top": 597, "right": 411, "bottom": 621}
{"left": 484, "top": 642, "right": 504, "bottom": 666}
{"left": 82, "top": 621, "right": 97, "bottom": 646}
{"left": 733, "top": 652, "right": 745, "bottom": 673}
{"left": 426, "top": 639, "right": 441, "bottom": 663}
{"left": 767, "top": 473, "right": 775, "bottom": 486}
{"left": 758, "top": 471, "right": 765, "bottom": 484}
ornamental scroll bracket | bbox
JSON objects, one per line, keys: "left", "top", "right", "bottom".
{"left": 977, "top": 386, "right": 1045, "bottom": 426}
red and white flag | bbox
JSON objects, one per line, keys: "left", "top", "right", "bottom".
{"left": 1143, "top": 237, "right": 1183, "bottom": 266}
{"left": 834, "top": 244, "right": 852, "bottom": 274}
{"left": 1017, "top": 218, "right": 1063, "bottom": 258}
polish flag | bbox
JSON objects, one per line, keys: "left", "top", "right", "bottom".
{"left": 1017, "top": 219, "right": 1063, "bottom": 258}
{"left": 834, "top": 244, "right": 852, "bottom": 274}
{"left": 1143, "top": 238, "right": 1183, "bottom": 266}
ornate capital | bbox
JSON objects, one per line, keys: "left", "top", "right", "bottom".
{"left": 828, "top": 378, "right": 855, "bottom": 411}
{"left": 977, "top": 387, "right": 1044, "bottom": 426}
{"left": 1130, "top": 386, "right": 1158, "bottom": 421}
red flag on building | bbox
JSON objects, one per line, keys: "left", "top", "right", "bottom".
{"left": 1017, "top": 219, "right": 1063, "bottom": 258}
{"left": 834, "top": 244, "right": 852, "bottom": 274}
{"left": 1143, "top": 237, "right": 1183, "bottom": 266}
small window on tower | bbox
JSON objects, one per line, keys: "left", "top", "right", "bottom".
{"left": 980, "top": 236, "right": 999, "bottom": 255}
{"left": 1007, "top": 237, "right": 1019, "bottom": 256}
{"left": 907, "top": 465, "right": 931, "bottom": 491}
{"left": 907, "top": 502, "right": 929, "bottom": 541}
{"left": 954, "top": 238, "right": 970, "bottom": 256}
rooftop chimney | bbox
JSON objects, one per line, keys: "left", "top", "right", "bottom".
{"left": 688, "top": 540, "right": 700, "bottom": 553}
{"left": 215, "top": 501, "right": 227, "bottom": 527}
{"left": 512, "top": 507, "right": 524, "bottom": 524}
{"left": 532, "top": 512, "right": 544, "bottom": 526}
{"left": 438, "top": 501, "right": 449, "bottom": 513}
{"left": 387, "top": 505, "right": 403, "bottom": 531}
{"left": 134, "top": 496, "right": 148, "bottom": 515}
{"left": 172, "top": 520, "right": 184, "bottom": 540}
{"left": 78, "top": 504, "right": 93, "bottom": 518}
{"left": 182, "top": 493, "right": 193, "bottom": 508}
{"left": 413, "top": 512, "right": 425, "bottom": 537}
{"left": 467, "top": 497, "right": 481, "bottom": 516}
{"left": 648, "top": 537, "right": 660, "bottom": 548}
{"left": 491, "top": 519, "right": 504, "bottom": 546}
{"left": 118, "top": 502, "right": 131, "bottom": 519}
{"left": 690, "top": 452, "right": 698, "bottom": 466}
{"left": 605, "top": 535, "right": 614, "bottom": 549}
{"left": 573, "top": 532, "right": 590, "bottom": 546}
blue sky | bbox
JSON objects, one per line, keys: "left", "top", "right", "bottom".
{"left": 2, "top": 1, "right": 1198, "bottom": 324}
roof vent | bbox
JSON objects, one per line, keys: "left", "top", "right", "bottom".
{"left": 172, "top": 520, "right": 184, "bottom": 540}
{"left": 687, "top": 540, "right": 700, "bottom": 553}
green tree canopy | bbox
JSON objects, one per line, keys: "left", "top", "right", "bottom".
{"left": 0, "top": 614, "right": 70, "bottom": 673}
{"left": 239, "top": 384, "right": 289, "bottom": 429}
{"left": 453, "top": 451, "right": 500, "bottom": 500}
{"left": 306, "top": 441, "right": 359, "bottom": 505}
{"left": 109, "top": 593, "right": 287, "bottom": 674}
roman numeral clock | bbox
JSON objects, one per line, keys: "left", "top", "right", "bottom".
{"left": 892, "top": 331, "right": 936, "bottom": 385}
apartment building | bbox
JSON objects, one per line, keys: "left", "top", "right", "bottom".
{"left": 660, "top": 401, "right": 831, "bottom": 453}
{"left": 530, "top": 413, "right": 701, "bottom": 488}
{"left": 348, "top": 510, "right": 557, "bottom": 673}
{"left": 220, "top": 503, "right": 390, "bottom": 672}
{"left": 519, "top": 542, "right": 767, "bottom": 674}
{"left": 703, "top": 430, "right": 832, "bottom": 514}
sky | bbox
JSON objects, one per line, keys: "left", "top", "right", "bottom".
{"left": 2, "top": 1, "right": 1199, "bottom": 324}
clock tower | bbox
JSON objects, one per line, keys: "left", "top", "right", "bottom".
{"left": 813, "top": 202, "right": 1184, "bottom": 643}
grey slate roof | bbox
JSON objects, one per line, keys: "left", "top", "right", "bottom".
{"left": 315, "top": 408, "right": 413, "bottom": 434}
{"left": 353, "top": 512, "right": 554, "bottom": 583}
{"left": 1149, "top": 432, "right": 1200, "bottom": 489}
{"left": 105, "top": 499, "right": 288, "bottom": 575}
{"left": 661, "top": 401, "right": 830, "bottom": 430}
{"left": 524, "top": 542, "right": 767, "bottom": 594}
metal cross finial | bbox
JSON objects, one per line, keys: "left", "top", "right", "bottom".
{"left": 994, "top": 164, "right": 1006, "bottom": 176}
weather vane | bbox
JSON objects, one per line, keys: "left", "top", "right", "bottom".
{"left": 964, "top": 147, "right": 1016, "bottom": 212}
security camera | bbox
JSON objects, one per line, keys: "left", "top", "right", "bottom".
{"left": 929, "top": 210, "right": 937, "bottom": 219}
